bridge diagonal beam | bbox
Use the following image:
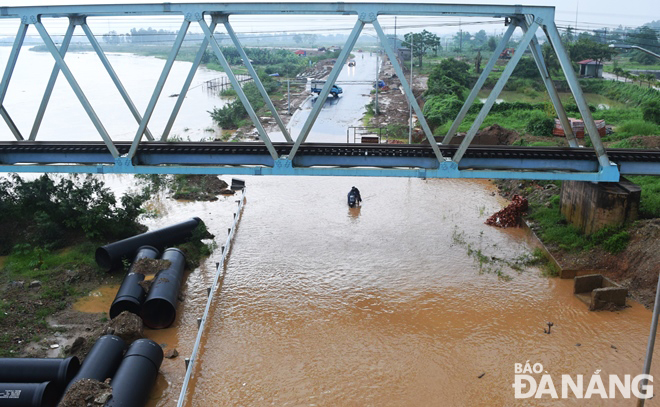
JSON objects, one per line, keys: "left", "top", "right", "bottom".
{"left": 443, "top": 21, "right": 516, "bottom": 145}
{"left": 521, "top": 18, "right": 577, "bottom": 148}
{"left": 0, "top": 22, "right": 28, "bottom": 140}
{"left": 34, "top": 21, "right": 120, "bottom": 158}
{"left": 372, "top": 18, "right": 444, "bottom": 163}
{"left": 198, "top": 17, "right": 279, "bottom": 160}
{"left": 127, "top": 19, "right": 190, "bottom": 159}
{"left": 81, "top": 21, "right": 154, "bottom": 141}
{"left": 222, "top": 15, "right": 293, "bottom": 143}
{"left": 0, "top": 106, "right": 22, "bottom": 140}
{"left": 161, "top": 18, "right": 218, "bottom": 141}
{"left": 453, "top": 18, "right": 540, "bottom": 164}
{"left": 544, "top": 21, "right": 611, "bottom": 168}
{"left": 29, "top": 20, "right": 75, "bottom": 141}
{"left": 288, "top": 19, "right": 365, "bottom": 162}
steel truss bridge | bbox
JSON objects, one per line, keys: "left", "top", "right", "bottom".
{"left": 0, "top": 2, "right": 658, "bottom": 182}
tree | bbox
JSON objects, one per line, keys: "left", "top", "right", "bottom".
{"left": 613, "top": 67, "right": 624, "bottom": 81}
{"left": 293, "top": 34, "right": 302, "bottom": 45}
{"left": 567, "top": 38, "right": 614, "bottom": 64}
{"left": 102, "top": 30, "right": 120, "bottom": 45}
{"left": 487, "top": 36, "right": 498, "bottom": 51}
{"left": 562, "top": 26, "right": 575, "bottom": 43}
{"left": 473, "top": 30, "right": 488, "bottom": 49}
{"left": 475, "top": 50, "right": 483, "bottom": 74}
{"left": 403, "top": 30, "right": 441, "bottom": 68}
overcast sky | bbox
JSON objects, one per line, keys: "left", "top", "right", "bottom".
{"left": 0, "top": 0, "right": 657, "bottom": 38}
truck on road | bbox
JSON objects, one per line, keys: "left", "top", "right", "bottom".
{"left": 311, "top": 80, "right": 343, "bottom": 97}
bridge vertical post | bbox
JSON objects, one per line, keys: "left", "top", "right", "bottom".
{"left": 0, "top": 22, "right": 28, "bottom": 140}
{"left": 452, "top": 18, "right": 540, "bottom": 165}
{"left": 443, "top": 22, "right": 517, "bottom": 145}
{"left": 198, "top": 17, "right": 279, "bottom": 160}
{"left": 127, "top": 19, "right": 190, "bottom": 159}
{"left": 521, "top": 18, "right": 578, "bottom": 148}
{"left": 544, "top": 21, "right": 611, "bottom": 168}
{"left": 288, "top": 19, "right": 365, "bottom": 162}
{"left": 222, "top": 15, "right": 293, "bottom": 143}
{"left": 161, "top": 18, "right": 219, "bottom": 142}
{"left": 29, "top": 20, "right": 76, "bottom": 141}
{"left": 81, "top": 21, "right": 155, "bottom": 141}
{"left": 33, "top": 21, "right": 120, "bottom": 158}
{"left": 372, "top": 18, "right": 445, "bottom": 163}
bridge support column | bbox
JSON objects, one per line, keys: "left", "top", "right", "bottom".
{"left": 559, "top": 179, "right": 641, "bottom": 235}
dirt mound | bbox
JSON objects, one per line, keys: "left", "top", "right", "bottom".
{"left": 104, "top": 311, "right": 144, "bottom": 345}
{"left": 476, "top": 124, "right": 519, "bottom": 145}
{"left": 131, "top": 258, "right": 171, "bottom": 275}
{"left": 59, "top": 378, "right": 112, "bottom": 407}
{"left": 485, "top": 195, "right": 528, "bottom": 228}
{"left": 172, "top": 175, "right": 228, "bottom": 201}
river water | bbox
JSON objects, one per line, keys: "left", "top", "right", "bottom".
{"left": 2, "top": 47, "right": 659, "bottom": 406}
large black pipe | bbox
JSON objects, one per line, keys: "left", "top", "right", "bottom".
{"left": 65, "top": 335, "right": 125, "bottom": 392}
{"left": 0, "top": 382, "right": 58, "bottom": 407}
{"left": 141, "top": 248, "right": 186, "bottom": 329}
{"left": 95, "top": 217, "right": 201, "bottom": 270}
{"left": 105, "top": 339, "right": 164, "bottom": 407}
{"left": 0, "top": 357, "right": 79, "bottom": 389}
{"left": 109, "top": 245, "right": 160, "bottom": 319}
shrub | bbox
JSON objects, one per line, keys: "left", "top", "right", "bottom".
{"left": 642, "top": 100, "right": 660, "bottom": 125}
{"left": 423, "top": 96, "right": 464, "bottom": 129}
{"left": 526, "top": 116, "right": 555, "bottom": 137}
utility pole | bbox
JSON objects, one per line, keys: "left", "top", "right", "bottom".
{"left": 375, "top": 54, "right": 379, "bottom": 121}
{"left": 459, "top": 19, "right": 462, "bottom": 52}
{"left": 409, "top": 34, "right": 413, "bottom": 144}
{"left": 394, "top": 16, "right": 397, "bottom": 54}
{"left": 287, "top": 79, "right": 291, "bottom": 115}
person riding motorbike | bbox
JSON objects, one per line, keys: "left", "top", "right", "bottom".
{"left": 348, "top": 186, "right": 362, "bottom": 207}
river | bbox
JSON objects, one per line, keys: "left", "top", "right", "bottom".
{"left": 2, "top": 47, "right": 659, "bottom": 406}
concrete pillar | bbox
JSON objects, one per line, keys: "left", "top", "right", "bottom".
{"left": 560, "top": 178, "right": 641, "bottom": 235}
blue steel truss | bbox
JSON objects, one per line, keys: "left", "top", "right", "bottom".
{"left": 0, "top": 2, "right": 632, "bottom": 182}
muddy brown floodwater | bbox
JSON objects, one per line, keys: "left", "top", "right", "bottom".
{"left": 76, "top": 176, "right": 659, "bottom": 406}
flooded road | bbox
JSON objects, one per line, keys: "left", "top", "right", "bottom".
{"left": 271, "top": 51, "right": 379, "bottom": 142}
{"left": 129, "top": 176, "right": 660, "bottom": 407}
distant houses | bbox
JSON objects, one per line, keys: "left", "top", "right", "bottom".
{"left": 578, "top": 59, "right": 603, "bottom": 78}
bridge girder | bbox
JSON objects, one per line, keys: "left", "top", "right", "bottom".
{"left": 0, "top": 2, "right": 626, "bottom": 181}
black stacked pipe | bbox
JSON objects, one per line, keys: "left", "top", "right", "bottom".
{"left": 64, "top": 335, "right": 126, "bottom": 392}
{"left": 0, "top": 356, "right": 79, "bottom": 389}
{"left": 105, "top": 339, "right": 164, "bottom": 407}
{"left": 0, "top": 356, "right": 79, "bottom": 407}
{"left": 141, "top": 248, "right": 187, "bottom": 329}
{"left": 95, "top": 217, "right": 201, "bottom": 270}
{"left": 109, "top": 245, "right": 160, "bottom": 319}
{"left": 0, "top": 382, "right": 59, "bottom": 407}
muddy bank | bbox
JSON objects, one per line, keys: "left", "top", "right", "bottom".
{"left": 497, "top": 179, "right": 660, "bottom": 308}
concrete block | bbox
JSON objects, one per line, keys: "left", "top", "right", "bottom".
{"left": 574, "top": 274, "right": 603, "bottom": 294}
{"left": 574, "top": 274, "right": 627, "bottom": 310}
{"left": 590, "top": 287, "right": 628, "bottom": 311}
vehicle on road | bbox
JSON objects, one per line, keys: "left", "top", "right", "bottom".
{"left": 311, "top": 80, "right": 343, "bottom": 97}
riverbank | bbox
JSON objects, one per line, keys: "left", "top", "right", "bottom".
{"left": 496, "top": 179, "right": 660, "bottom": 308}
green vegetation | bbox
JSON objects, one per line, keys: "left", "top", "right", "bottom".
{"left": 627, "top": 176, "right": 660, "bottom": 218}
{"left": 0, "top": 175, "right": 148, "bottom": 255}
{"left": 209, "top": 72, "right": 280, "bottom": 129}
{"left": 526, "top": 193, "right": 632, "bottom": 253}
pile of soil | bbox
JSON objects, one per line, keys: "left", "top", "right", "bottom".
{"left": 59, "top": 379, "right": 111, "bottom": 407}
{"left": 485, "top": 194, "right": 528, "bottom": 228}
{"left": 172, "top": 175, "right": 230, "bottom": 201}
{"left": 65, "top": 311, "right": 144, "bottom": 362}
{"left": 131, "top": 258, "right": 171, "bottom": 275}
